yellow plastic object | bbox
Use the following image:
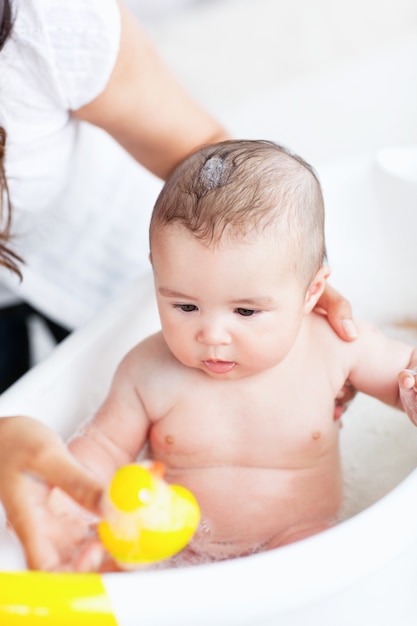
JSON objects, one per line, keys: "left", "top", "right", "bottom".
{"left": 98, "top": 463, "right": 201, "bottom": 568}
{"left": 0, "top": 573, "right": 116, "bottom": 625}
{"left": 108, "top": 464, "right": 156, "bottom": 512}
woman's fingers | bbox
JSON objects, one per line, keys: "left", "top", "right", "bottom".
{"left": 398, "top": 369, "right": 417, "bottom": 425}
{"left": 316, "top": 284, "right": 357, "bottom": 341}
{"left": 34, "top": 450, "right": 104, "bottom": 515}
{"left": 0, "top": 416, "right": 105, "bottom": 570}
{"left": 0, "top": 416, "right": 104, "bottom": 514}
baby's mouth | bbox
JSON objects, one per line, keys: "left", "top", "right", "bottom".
{"left": 203, "top": 360, "right": 236, "bottom": 374}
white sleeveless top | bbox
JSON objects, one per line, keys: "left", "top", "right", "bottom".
{"left": 0, "top": 0, "right": 161, "bottom": 326}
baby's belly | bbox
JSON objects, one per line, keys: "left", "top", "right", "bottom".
{"left": 164, "top": 460, "right": 343, "bottom": 559}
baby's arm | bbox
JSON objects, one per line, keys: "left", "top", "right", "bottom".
{"left": 43, "top": 343, "right": 152, "bottom": 571}
{"left": 40, "top": 346, "right": 153, "bottom": 571}
{"left": 347, "top": 319, "right": 417, "bottom": 420}
{"left": 68, "top": 346, "right": 151, "bottom": 482}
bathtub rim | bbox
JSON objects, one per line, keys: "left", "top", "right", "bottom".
{"left": 0, "top": 467, "right": 416, "bottom": 625}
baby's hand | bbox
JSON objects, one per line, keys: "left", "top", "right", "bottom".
{"left": 398, "top": 368, "right": 417, "bottom": 426}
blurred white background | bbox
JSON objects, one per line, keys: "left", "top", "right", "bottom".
{"left": 127, "top": 0, "right": 417, "bottom": 160}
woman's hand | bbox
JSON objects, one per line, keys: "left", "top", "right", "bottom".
{"left": 315, "top": 283, "right": 358, "bottom": 342}
{"left": 398, "top": 362, "right": 417, "bottom": 426}
{"left": 0, "top": 416, "right": 104, "bottom": 570}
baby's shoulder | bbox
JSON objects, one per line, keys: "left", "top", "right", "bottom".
{"left": 124, "top": 331, "right": 176, "bottom": 370}
{"left": 309, "top": 312, "right": 345, "bottom": 344}
{"left": 308, "top": 312, "right": 359, "bottom": 364}
{"left": 121, "top": 332, "right": 192, "bottom": 417}
{"left": 309, "top": 312, "right": 391, "bottom": 366}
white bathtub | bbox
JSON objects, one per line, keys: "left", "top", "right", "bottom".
{"left": 1, "top": 150, "right": 417, "bottom": 625}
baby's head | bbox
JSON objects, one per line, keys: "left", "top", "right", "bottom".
{"left": 150, "top": 140, "right": 329, "bottom": 378}
{"left": 150, "top": 140, "right": 326, "bottom": 290}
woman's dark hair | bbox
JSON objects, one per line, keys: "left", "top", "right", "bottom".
{"left": 0, "top": 0, "right": 13, "bottom": 48}
{"left": 0, "top": 0, "right": 23, "bottom": 278}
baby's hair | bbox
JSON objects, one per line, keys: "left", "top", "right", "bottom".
{"left": 0, "top": 0, "right": 23, "bottom": 278}
{"left": 150, "top": 139, "right": 326, "bottom": 287}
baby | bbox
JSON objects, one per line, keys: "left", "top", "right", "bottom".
{"left": 53, "top": 140, "right": 417, "bottom": 568}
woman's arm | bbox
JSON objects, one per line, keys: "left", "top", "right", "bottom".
{"left": 71, "top": 0, "right": 229, "bottom": 180}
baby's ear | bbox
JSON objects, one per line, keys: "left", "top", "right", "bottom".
{"left": 303, "top": 266, "right": 330, "bottom": 314}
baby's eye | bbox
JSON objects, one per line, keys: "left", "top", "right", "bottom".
{"left": 235, "top": 307, "right": 256, "bottom": 317}
{"left": 176, "top": 304, "right": 198, "bottom": 313}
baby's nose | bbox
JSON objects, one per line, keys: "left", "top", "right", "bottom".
{"left": 196, "top": 321, "right": 231, "bottom": 345}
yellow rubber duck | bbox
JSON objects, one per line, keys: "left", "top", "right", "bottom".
{"left": 98, "top": 462, "right": 200, "bottom": 569}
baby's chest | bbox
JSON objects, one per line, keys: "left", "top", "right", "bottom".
{"left": 149, "top": 374, "right": 338, "bottom": 466}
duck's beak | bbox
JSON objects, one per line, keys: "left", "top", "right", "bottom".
{"left": 149, "top": 460, "right": 165, "bottom": 480}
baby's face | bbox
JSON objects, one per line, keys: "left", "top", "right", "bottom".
{"left": 151, "top": 225, "right": 309, "bottom": 380}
